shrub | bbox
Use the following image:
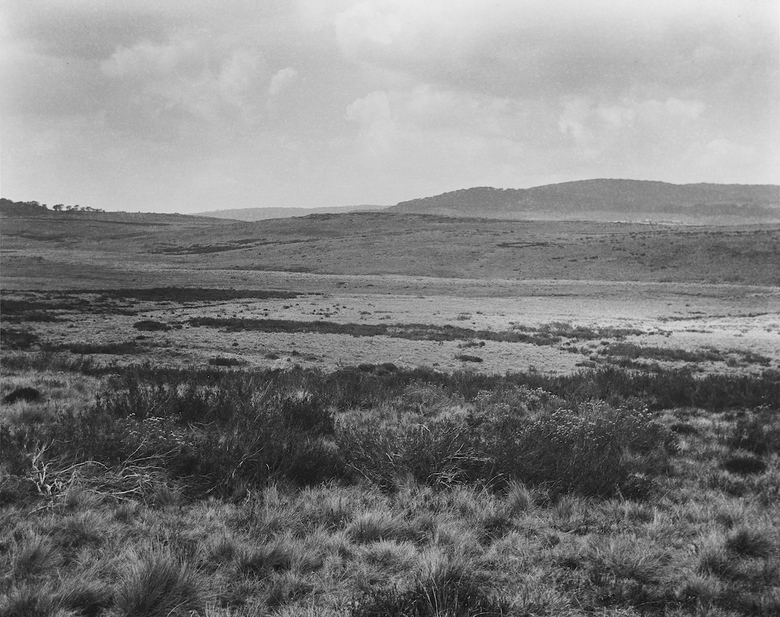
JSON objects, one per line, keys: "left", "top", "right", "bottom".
{"left": 455, "top": 354, "right": 483, "bottom": 363}
{"left": 68, "top": 341, "right": 142, "bottom": 355}
{"left": 727, "top": 413, "right": 780, "bottom": 455}
{"left": 3, "top": 387, "right": 41, "bottom": 404}
{"left": 0, "top": 327, "right": 39, "bottom": 350}
{"left": 208, "top": 356, "right": 245, "bottom": 367}
{"left": 339, "top": 397, "right": 674, "bottom": 498}
{"left": 337, "top": 417, "right": 484, "bottom": 490}
{"left": 132, "top": 320, "right": 170, "bottom": 332}
{"left": 470, "top": 402, "right": 676, "bottom": 498}
{"left": 720, "top": 455, "right": 767, "bottom": 475}
{"left": 50, "top": 369, "right": 343, "bottom": 495}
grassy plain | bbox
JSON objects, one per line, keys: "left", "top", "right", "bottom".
{"left": 1, "top": 211, "right": 779, "bottom": 615}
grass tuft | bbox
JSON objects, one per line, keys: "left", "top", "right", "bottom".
{"left": 113, "top": 550, "right": 205, "bottom": 617}
{"left": 350, "top": 552, "right": 508, "bottom": 616}
{"left": 726, "top": 527, "right": 775, "bottom": 558}
{"left": 10, "top": 534, "right": 63, "bottom": 579}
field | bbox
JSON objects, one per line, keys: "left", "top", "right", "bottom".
{"left": 1, "top": 211, "right": 780, "bottom": 616}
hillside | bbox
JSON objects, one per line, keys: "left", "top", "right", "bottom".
{"left": 197, "top": 204, "right": 385, "bottom": 221}
{"left": 2, "top": 208, "right": 778, "bottom": 289}
{"left": 390, "top": 180, "right": 780, "bottom": 222}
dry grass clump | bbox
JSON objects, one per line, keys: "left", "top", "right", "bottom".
{"left": 113, "top": 549, "right": 206, "bottom": 617}
{"left": 350, "top": 551, "right": 508, "bottom": 617}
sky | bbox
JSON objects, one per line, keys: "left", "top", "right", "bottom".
{"left": 0, "top": 0, "right": 778, "bottom": 213}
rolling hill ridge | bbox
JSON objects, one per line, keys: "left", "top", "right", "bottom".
{"left": 389, "top": 179, "right": 780, "bottom": 221}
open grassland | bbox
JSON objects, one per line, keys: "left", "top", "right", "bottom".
{"left": 2, "top": 213, "right": 779, "bottom": 289}
{"left": 2, "top": 212, "right": 779, "bottom": 615}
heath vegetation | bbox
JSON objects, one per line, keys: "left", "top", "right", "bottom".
{"left": 2, "top": 348, "right": 779, "bottom": 616}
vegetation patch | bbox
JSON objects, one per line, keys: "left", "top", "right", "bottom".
{"left": 132, "top": 320, "right": 171, "bottom": 332}
{"left": 1, "top": 362, "right": 779, "bottom": 616}
{"left": 188, "top": 317, "right": 645, "bottom": 347}
{"left": 155, "top": 238, "right": 260, "bottom": 254}
{"left": 455, "top": 354, "right": 483, "bottom": 363}
{"left": 67, "top": 341, "right": 143, "bottom": 355}
{"left": 0, "top": 327, "right": 40, "bottom": 350}
{"left": 208, "top": 356, "right": 246, "bottom": 367}
{"left": 90, "top": 287, "right": 301, "bottom": 303}
{"left": 599, "top": 342, "right": 722, "bottom": 363}
{"left": 3, "top": 387, "right": 42, "bottom": 404}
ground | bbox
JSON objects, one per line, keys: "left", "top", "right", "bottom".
{"left": 1, "top": 212, "right": 779, "bottom": 616}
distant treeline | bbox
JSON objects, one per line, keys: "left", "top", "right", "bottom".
{"left": 0, "top": 198, "right": 105, "bottom": 216}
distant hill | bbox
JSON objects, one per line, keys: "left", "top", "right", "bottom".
{"left": 197, "top": 205, "right": 386, "bottom": 221}
{"left": 389, "top": 180, "right": 780, "bottom": 222}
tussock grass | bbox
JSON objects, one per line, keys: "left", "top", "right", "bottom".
{"left": 113, "top": 549, "right": 206, "bottom": 617}
{"left": 726, "top": 527, "right": 775, "bottom": 558}
{"left": 9, "top": 533, "right": 63, "bottom": 579}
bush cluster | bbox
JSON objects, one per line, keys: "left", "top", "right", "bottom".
{"left": 1, "top": 365, "right": 677, "bottom": 500}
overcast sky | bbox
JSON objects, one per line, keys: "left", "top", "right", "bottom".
{"left": 1, "top": 1, "right": 778, "bottom": 213}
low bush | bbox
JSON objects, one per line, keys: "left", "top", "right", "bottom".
{"left": 720, "top": 455, "right": 767, "bottom": 475}
{"left": 0, "top": 327, "right": 39, "bottom": 350}
{"left": 68, "top": 341, "right": 142, "bottom": 355}
{"left": 208, "top": 356, "right": 245, "bottom": 367}
{"left": 133, "top": 320, "right": 170, "bottom": 332}
{"left": 469, "top": 402, "right": 676, "bottom": 498}
{"left": 47, "top": 369, "right": 343, "bottom": 495}
{"left": 3, "top": 387, "right": 41, "bottom": 404}
{"left": 339, "top": 394, "right": 674, "bottom": 498}
{"left": 338, "top": 417, "right": 483, "bottom": 491}
{"left": 727, "top": 412, "right": 780, "bottom": 455}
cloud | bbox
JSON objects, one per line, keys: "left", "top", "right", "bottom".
{"left": 268, "top": 67, "right": 299, "bottom": 96}
{"left": 558, "top": 96, "right": 707, "bottom": 155}
{"left": 346, "top": 90, "right": 396, "bottom": 155}
{"left": 331, "top": 0, "right": 778, "bottom": 101}
{"left": 0, "top": 0, "right": 777, "bottom": 212}
{"left": 100, "top": 38, "right": 196, "bottom": 78}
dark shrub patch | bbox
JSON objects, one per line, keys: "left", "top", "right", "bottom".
{"left": 95, "top": 287, "right": 300, "bottom": 303}
{"left": 208, "top": 357, "right": 245, "bottom": 367}
{"left": 727, "top": 414, "right": 780, "bottom": 455}
{"left": 4, "top": 386, "right": 42, "bottom": 404}
{"left": 670, "top": 422, "right": 698, "bottom": 435}
{"left": 0, "top": 327, "right": 39, "bottom": 350}
{"left": 68, "top": 341, "right": 142, "bottom": 355}
{"left": 720, "top": 455, "right": 767, "bottom": 475}
{"left": 133, "top": 320, "right": 170, "bottom": 332}
{"left": 455, "top": 354, "right": 483, "bottom": 363}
